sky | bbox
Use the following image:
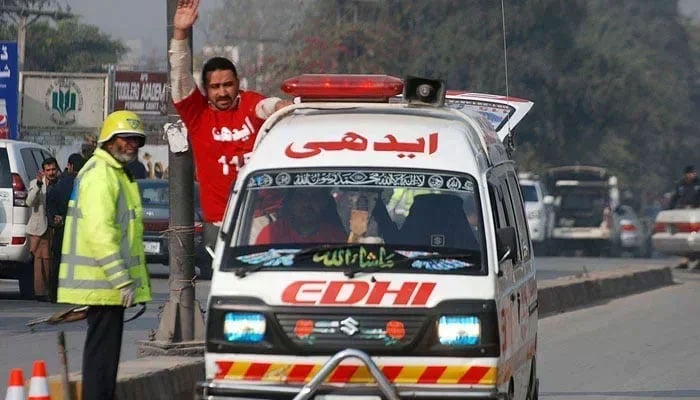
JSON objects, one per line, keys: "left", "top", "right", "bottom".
{"left": 65, "top": 0, "right": 219, "bottom": 67}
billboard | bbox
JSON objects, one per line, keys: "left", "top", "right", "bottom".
{"left": 21, "top": 72, "right": 108, "bottom": 130}
{"left": 0, "top": 41, "right": 19, "bottom": 139}
{"left": 113, "top": 71, "right": 169, "bottom": 115}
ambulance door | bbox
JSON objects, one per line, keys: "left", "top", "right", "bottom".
{"left": 503, "top": 169, "right": 535, "bottom": 397}
{"left": 487, "top": 168, "right": 518, "bottom": 388}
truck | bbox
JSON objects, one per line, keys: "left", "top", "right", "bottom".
{"left": 546, "top": 165, "right": 620, "bottom": 256}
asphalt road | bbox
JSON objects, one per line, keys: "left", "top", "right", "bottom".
{"left": 539, "top": 268, "right": 700, "bottom": 399}
{"left": 0, "top": 256, "right": 685, "bottom": 392}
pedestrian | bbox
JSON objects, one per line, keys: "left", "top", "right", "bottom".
{"left": 668, "top": 165, "right": 700, "bottom": 269}
{"left": 45, "top": 153, "right": 84, "bottom": 303}
{"left": 668, "top": 165, "right": 700, "bottom": 210}
{"left": 57, "top": 110, "right": 152, "bottom": 400}
{"left": 169, "top": 0, "right": 292, "bottom": 252}
{"left": 26, "top": 157, "right": 60, "bottom": 302}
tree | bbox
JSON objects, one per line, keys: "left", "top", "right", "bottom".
{"left": 197, "top": 0, "right": 699, "bottom": 202}
{"left": 0, "top": 17, "right": 127, "bottom": 72}
{"left": 0, "top": 0, "right": 70, "bottom": 25}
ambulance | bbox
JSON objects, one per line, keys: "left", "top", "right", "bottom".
{"left": 198, "top": 75, "right": 538, "bottom": 400}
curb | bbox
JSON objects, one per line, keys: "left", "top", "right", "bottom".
{"left": 45, "top": 264, "right": 674, "bottom": 400}
{"left": 537, "top": 264, "right": 673, "bottom": 317}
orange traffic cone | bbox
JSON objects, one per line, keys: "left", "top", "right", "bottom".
{"left": 4, "top": 368, "right": 24, "bottom": 400}
{"left": 27, "top": 360, "right": 50, "bottom": 400}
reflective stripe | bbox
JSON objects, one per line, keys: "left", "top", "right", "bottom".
{"left": 109, "top": 271, "right": 131, "bottom": 288}
{"left": 59, "top": 277, "right": 113, "bottom": 289}
{"left": 96, "top": 253, "right": 121, "bottom": 266}
{"left": 67, "top": 207, "right": 82, "bottom": 218}
{"left": 104, "top": 262, "right": 127, "bottom": 277}
{"left": 59, "top": 275, "right": 144, "bottom": 289}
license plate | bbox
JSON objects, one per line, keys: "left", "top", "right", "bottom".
{"left": 316, "top": 396, "right": 381, "bottom": 400}
{"left": 144, "top": 241, "right": 161, "bottom": 254}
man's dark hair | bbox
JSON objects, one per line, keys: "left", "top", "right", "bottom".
{"left": 684, "top": 165, "right": 695, "bottom": 174}
{"left": 67, "top": 153, "right": 85, "bottom": 172}
{"left": 201, "top": 57, "right": 238, "bottom": 87}
{"left": 42, "top": 157, "right": 58, "bottom": 169}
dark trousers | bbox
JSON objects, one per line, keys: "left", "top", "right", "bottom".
{"left": 49, "top": 226, "right": 64, "bottom": 302}
{"left": 82, "top": 306, "right": 124, "bottom": 400}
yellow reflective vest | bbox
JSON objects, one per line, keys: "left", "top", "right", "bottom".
{"left": 57, "top": 148, "right": 152, "bottom": 306}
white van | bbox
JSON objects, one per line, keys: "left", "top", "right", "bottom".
{"left": 517, "top": 173, "right": 554, "bottom": 249}
{"left": 0, "top": 139, "right": 55, "bottom": 298}
{"left": 200, "top": 75, "right": 537, "bottom": 400}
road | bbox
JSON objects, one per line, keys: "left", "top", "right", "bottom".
{"left": 0, "top": 256, "right": 685, "bottom": 392}
{"left": 540, "top": 268, "right": 700, "bottom": 399}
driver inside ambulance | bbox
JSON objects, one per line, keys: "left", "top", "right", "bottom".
{"left": 255, "top": 188, "right": 347, "bottom": 245}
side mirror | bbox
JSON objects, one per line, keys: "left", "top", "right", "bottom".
{"left": 543, "top": 195, "right": 554, "bottom": 205}
{"left": 496, "top": 226, "right": 517, "bottom": 263}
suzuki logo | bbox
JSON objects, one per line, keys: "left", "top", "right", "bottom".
{"left": 340, "top": 317, "right": 359, "bottom": 336}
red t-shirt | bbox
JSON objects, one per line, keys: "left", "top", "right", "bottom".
{"left": 174, "top": 89, "right": 266, "bottom": 222}
{"left": 256, "top": 219, "right": 347, "bottom": 245}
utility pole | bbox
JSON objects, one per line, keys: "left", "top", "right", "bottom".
{"left": 1, "top": 6, "right": 72, "bottom": 70}
{"left": 140, "top": 0, "right": 204, "bottom": 355}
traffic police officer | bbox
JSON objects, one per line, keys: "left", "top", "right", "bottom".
{"left": 57, "top": 110, "right": 152, "bottom": 400}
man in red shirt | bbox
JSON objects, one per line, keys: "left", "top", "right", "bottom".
{"left": 256, "top": 189, "right": 347, "bottom": 245}
{"left": 170, "top": 0, "right": 292, "bottom": 247}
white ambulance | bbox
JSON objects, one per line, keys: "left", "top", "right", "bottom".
{"left": 199, "top": 75, "right": 538, "bottom": 400}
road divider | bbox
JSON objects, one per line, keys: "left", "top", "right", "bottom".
{"left": 538, "top": 264, "right": 673, "bottom": 317}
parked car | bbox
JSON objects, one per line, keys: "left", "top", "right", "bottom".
{"left": 518, "top": 173, "right": 555, "bottom": 253}
{"left": 610, "top": 204, "right": 651, "bottom": 257}
{"left": 137, "top": 179, "right": 212, "bottom": 279}
{"left": 652, "top": 207, "right": 700, "bottom": 259}
{"left": 0, "top": 140, "right": 55, "bottom": 298}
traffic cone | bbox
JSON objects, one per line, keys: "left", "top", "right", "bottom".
{"left": 27, "top": 360, "right": 50, "bottom": 400}
{"left": 4, "top": 368, "right": 24, "bottom": 400}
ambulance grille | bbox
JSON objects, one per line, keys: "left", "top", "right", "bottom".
{"left": 276, "top": 313, "right": 425, "bottom": 350}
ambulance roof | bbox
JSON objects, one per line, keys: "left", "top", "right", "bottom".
{"left": 249, "top": 103, "right": 502, "bottom": 177}
{"left": 248, "top": 75, "right": 532, "bottom": 176}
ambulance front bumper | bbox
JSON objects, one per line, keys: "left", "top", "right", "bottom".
{"left": 196, "top": 380, "right": 507, "bottom": 400}
{"left": 198, "top": 349, "right": 506, "bottom": 400}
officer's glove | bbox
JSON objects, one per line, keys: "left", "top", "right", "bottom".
{"left": 120, "top": 284, "right": 136, "bottom": 308}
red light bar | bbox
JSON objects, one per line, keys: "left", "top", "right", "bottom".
{"left": 281, "top": 74, "right": 404, "bottom": 100}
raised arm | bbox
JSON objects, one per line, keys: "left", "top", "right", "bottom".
{"left": 169, "top": 0, "right": 200, "bottom": 103}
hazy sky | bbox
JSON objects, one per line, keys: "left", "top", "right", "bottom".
{"left": 65, "top": 0, "right": 218, "bottom": 59}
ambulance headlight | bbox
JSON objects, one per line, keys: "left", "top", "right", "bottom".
{"left": 223, "top": 312, "right": 266, "bottom": 343}
{"left": 438, "top": 316, "right": 480, "bottom": 346}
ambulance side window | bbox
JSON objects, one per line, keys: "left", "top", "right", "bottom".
{"left": 499, "top": 176, "right": 523, "bottom": 263}
{"left": 505, "top": 171, "right": 531, "bottom": 261}
{"left": 488, "top": 183, "right": 508, "bottom": 230}
{"left": 488, "top": 171, "right": 520, "bottom": 265}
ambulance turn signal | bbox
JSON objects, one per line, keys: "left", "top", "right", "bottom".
{"left": 281, "top": 74, "right": 404, "bottom": 101}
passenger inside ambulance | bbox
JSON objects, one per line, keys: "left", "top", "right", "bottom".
{"left": 254, "top": 188, "right": 347, "bottom": 244}
{"left": 372, "top": 193, "right": 479, "bottom": 249}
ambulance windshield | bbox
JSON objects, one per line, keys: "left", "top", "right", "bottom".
{"left": 226, "top": 169, "right": 485, "bottom": 275}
